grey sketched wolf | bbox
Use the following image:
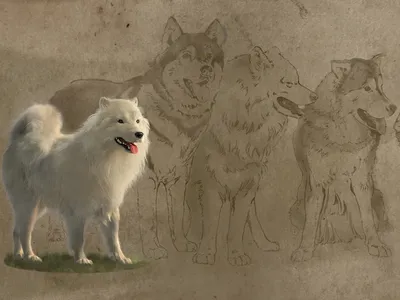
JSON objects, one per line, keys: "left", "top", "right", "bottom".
{"left": 49, "top": 17, "right": 227, "bottom": 259}
{"left": 289, "top": 54, "right": 397, "bottom": 262}
{"left": 184, "top": 45, "right": 317, "bottom": 266}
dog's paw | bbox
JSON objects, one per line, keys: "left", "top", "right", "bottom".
{"left": 14, "top": 251, "right": 24, "bottom": 260}
{"left": 75, "top": 257, "right": 93, "bottom": 265}
{"left": 192, "top": 252, "right": 216, "bottom": 265}
{"left": 108, "top": 253, "right": 133, "bottom": 264}
{"left": 291, "top": 247, "right": 314, "bottom": 262}
{"left": 367, "top": 242, "right": 392, "bottom": 257}
{"left": 257, "top": 240, "right": 280, "bottom": 252}
{"left": 173, "top": 238, "right": 197, "bottom": 252}
{"left": 144, "top": 246, "right": 168, "bottom": 260}
{"left": 228, "top": 252, "right": 251, "bottom": 266}
{"left": 25, "top": 254, "right": 43, "bottom": 263}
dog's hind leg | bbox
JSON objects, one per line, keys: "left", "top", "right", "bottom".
{"left": 64, "top": 215, "right": 91, "bottom": 264}
{"left": 248, "top": 199, "right": 280, "bottom": 252}
{"left": 13, "top": 197, "right": 42, "bottom": 262}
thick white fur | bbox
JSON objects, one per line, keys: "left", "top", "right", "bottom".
{"left": 2, "top": 97, "right": 150, "bottom": 265}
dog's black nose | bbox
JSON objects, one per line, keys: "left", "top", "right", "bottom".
{"left": 387, "top": 104, "right": 397, "bottom": 115}
{"left": 135, "top": 132, "right": 144, "bottom": 139}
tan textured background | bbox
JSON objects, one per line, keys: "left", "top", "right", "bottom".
{"left": 1, "top": 0, "right": 400, "bottom": 299}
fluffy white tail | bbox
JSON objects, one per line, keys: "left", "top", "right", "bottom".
{"left": 6, "top": 104, "right": 63, "bottom": 165}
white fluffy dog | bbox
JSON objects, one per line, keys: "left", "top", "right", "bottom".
{"left": 2, "top": 97, "right": 150, "bottom": 265}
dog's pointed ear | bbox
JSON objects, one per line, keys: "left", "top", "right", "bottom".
{"left": 99, "top": 97, "right": 111, "bottom": 109}
{"left": 130, "top": 97, "right": 139, "bottom": 105}
{"left": 250, "top": 46, "right": 272, "bottom": 73}
{"left": 162, "top": 17, "right": 183, "bottom": 47}
{"left": 331, "top": 60, "right": 352, "bottom": 80}
{"left": 371, "top": 53, "right": 385, "bottom": 66}
{"left": 118, "top": 86, "right": 136, "bottom": 99}
{"left": 204, "top": 19, "right": 227, "bottom": 47}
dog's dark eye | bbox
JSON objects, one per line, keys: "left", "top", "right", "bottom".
{"left": 117, "top": 119, "right": 124, "bottom": 124}
{"left": 364, "top": 86, "right": 372, "bottom": 92}
{"left": 136, "top": 119, "right": 140, "bottom": 124}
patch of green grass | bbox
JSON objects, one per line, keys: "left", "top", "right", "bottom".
{"left": 4, "top": 253, "right": 148, "bottom": 273}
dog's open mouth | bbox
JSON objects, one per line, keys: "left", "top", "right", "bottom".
{"left": 183, "top": 78, "right": 197, "bottom": 99}
{"left": 274, "top": 96, "right": 305, "bottom": 117}
{"left": 115, "top": 137, "right": 138, "bottom": 154}
{"left": 356, "top": 109, "right": 387, "bottom": 135}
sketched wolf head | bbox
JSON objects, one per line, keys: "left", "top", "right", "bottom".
{"left": 246, "top": 46, "right": 318, "bottom": 118}
{"left": 314, "top": 54, "right": 397, "bottom": 134}
{"left": 146, "top": 17, "right": 227, "bottom": 118}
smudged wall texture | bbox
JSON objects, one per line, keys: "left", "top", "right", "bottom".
{"left": 1, "top": 1, "right": 400, "bottom": 300}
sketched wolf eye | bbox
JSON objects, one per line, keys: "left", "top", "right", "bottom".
{"left": 117, "top": 119, "right": 124, "bottom": 124}
{"left": 364, "top": 86, "right": 372, "bottom": 92}
{"left": 286, "top": 83, "right": 293, "bottom": 88}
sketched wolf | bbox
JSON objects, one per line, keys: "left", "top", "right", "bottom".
{"left": 49, "top": 17, "right": 227, "bottom": 259}
{"left": 2, "top": 97, "right": 150, "bottom": 264}
{"left": 289, "top": 54, "right": 397, "bottom": 262}
{"left": 184, "top": 46, "right": 317, "bottom": 265}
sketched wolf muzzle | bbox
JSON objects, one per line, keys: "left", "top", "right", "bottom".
{"left": 290, "top": 53, "right": 397, "bottom": 262}
{"left": 49, "top": 16, "right": 227, "bottom": 260}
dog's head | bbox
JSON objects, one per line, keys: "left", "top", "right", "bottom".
{"left": 248, "top": 46, "right": 318, "bottom": 118}
{"left": 330, "top": 54, "right": 397, "bottom": 134}
{"left": 152, "top": 17, "right": 227, "bottom": 117}
{"left": 90, "top": 97, "right": 150, "bottom": 155}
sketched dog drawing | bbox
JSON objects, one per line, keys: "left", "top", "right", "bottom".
{"left": 290, "top": 54, "right": 397, "bottom": 262}
{"left": 49, "top": 17, "right": 227, "bottom": 259}
{"left": 184, "top": 46, "right": 317, "bottom": 265}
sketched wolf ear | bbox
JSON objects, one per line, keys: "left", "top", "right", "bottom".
{"left": 162, "top": 17, "right": 184, "bottom": 46}
{"left": 161, "top": 16, "right": 227, "bottom": 49}
{"left": 249, "top": 46, "right": 274, "bottom": 73}
{"left": 204, "top": 19, "right": 227, "bottom": 47}
{"left": 331, "top": 60, "right": 352, "bottom": 80}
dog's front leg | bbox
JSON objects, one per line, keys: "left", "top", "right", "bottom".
{"left": 165, "top": 171, "right": 197, "bottom": 252}
{"left": 352, "top": 174, "right": 391, "bottom": 257}
{"left": 291, "top": 178, "right": 324, "bottom": 262}
{"left": 64, "top": 215, "right": 92, "bottom": 265}
{"left": 100, "top": 208, "right": 132, "bottom": 264}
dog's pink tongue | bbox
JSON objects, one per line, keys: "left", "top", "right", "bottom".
{"left": 129, "top": 143, "right": 138, "bottom": 154}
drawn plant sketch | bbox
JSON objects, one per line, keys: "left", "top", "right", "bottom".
{"left": 49, "top": 16, "right": 227, "bottom": 259}
{"left": 184, "top": 46, "right": 318, "bottom": 266}
{"left": 288, "top": 54, "right": 397, "bottom": 262}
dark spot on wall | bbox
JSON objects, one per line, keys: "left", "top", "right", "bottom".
{"left": 97, "top": 6, "right": 103, "bottom": 14}
{"left": 126, "top": 23, "right": 130, "bottom": 28}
